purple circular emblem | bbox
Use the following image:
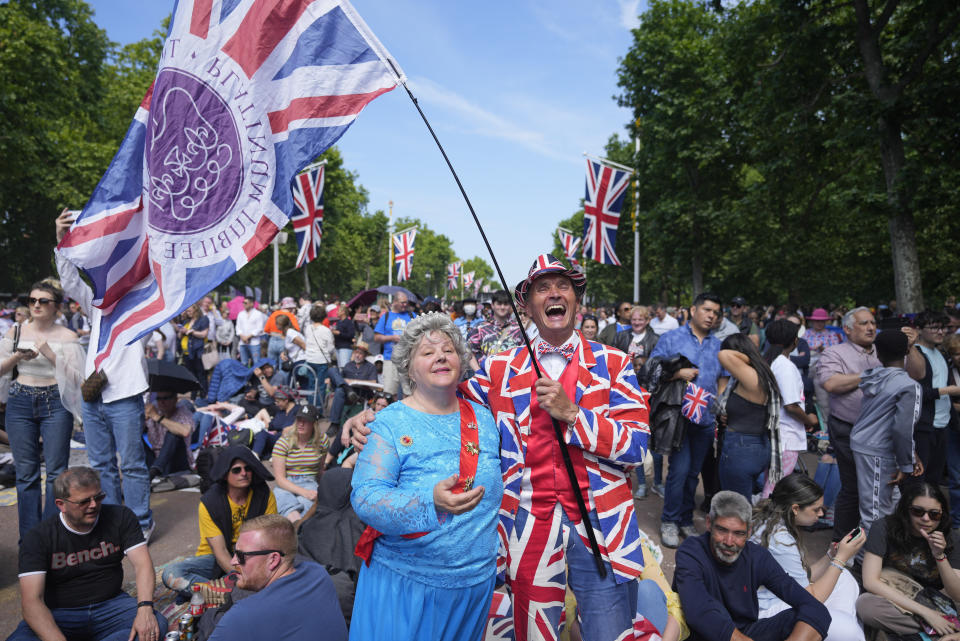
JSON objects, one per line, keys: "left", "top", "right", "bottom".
{"left": 146, "top": 68, "right": 242, "bottom": 234}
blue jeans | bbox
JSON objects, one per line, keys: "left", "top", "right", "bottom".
{"left": 275, "top": 474, "right": 317, "bottom": 516}
{"left": 718, "top": 431, "right": 769, "bottom": 502}
{"left": 267, "top": 336, "right": 285, "bottom": 367}
{"left": 162, "top": 554, "right": 221, "bottom": 599}
{"left": 652, "top": 452, "right": 664, "bottom": 485}
{"left": 562, "top": 509, "right": 639, "bottom": 640}
{"left": 237, "top": 342, "right": 257, "bottom": 366}
{"left": 143, "top": 432, "right": 189, "bottom": 476}
{"left": 948, "top": 429, "right": 960, "bottom": 528}
{"left": 662, "top": 421, "right": 714, "bottom": 527}
{"left": 5, "top": 383, "right": 74, "bottom": 540}
{"left": 82, "top": 395, "right": 153, "bottom": 529}
{"left": 6, "top": 592, "right": 167, "bottom": 641}
{"left": 252, "top": 429, "right": 281, "bottom": 458}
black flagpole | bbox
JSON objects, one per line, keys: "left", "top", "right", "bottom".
{"left": 387, "top": 61, "right": 607, "bottom": 578}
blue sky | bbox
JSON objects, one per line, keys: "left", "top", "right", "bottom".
{"left": 86, "top": 0, "right": 644, "bottom": 288}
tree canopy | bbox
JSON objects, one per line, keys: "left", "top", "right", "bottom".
{"left": 574, "top": 0, "right": 959, "bottom": 310}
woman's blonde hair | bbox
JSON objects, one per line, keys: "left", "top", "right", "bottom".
{"left": 280, "top": 414, "right": 329, "bottom": 456}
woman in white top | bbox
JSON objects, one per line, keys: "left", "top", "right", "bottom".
{"left": 752, "top": 473, "right": 866, "bottom": 641}
{"left": 301, "top": 304, "right": 335, "bottom": 412}
{"left": 763, "top": 319, "right": 819, "bottom": 497}
{"left": 0, "top": 281, "right": 84, "bottom": 541}
{"left": 276, "top": 314, "right": 306, "bottom": 367}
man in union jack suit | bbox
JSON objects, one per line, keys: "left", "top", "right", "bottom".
{"left": 351, "top": 253, "right": 653, "bottom": 640}
{"left": 459, "top": 254, "right": 652, "bottom": 640}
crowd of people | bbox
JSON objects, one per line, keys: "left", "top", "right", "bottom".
{"left": 2, "top": 227, "right": 960, "bottom": 640}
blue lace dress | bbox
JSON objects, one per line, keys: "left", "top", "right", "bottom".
{"left": 350, "top": 400, "right": 503, "bottom": 641}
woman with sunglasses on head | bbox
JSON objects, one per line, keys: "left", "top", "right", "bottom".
{"left": 715, "top": 332, "right": 782, "bottom": 502}
{"left": 752, "top": 474, "right": 866, "bottom": 641}
{"left": 162, "top": 444, "right": 277, "bottom": 600}
{"left": 0, "top": 280, "right": 84, "bottom": 541}
{"left": 857, "top": 482, "right": 960, "bottom": 640}
{"left": 349, "top": 313, "right": 502, "bottom": 641}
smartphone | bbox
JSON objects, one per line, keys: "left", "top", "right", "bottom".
{"left": 847, "top": 526, "right": 862, "bottom": 541}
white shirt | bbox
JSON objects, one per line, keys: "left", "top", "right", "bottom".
{"left": 236, "top": 308, "right": 267, "bottom": 345}
{"left": 533, "top": 333, "right": 580, "bottom": 380}
{"left": 650, "top": 314, "right": 679, "bottom": 336}
{"left": 284, "top": 328, "right": 305, "bottom": 362}
{"left": 771, "top": 354, "right": 807, "bottom": 451}
{"left": 55, "top": 251, "right": 149, "bottom": 403}
{"left": 303, "top": 322, "right": 334, "bottom": 365}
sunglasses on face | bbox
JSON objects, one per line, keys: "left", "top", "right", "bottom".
{"left": 909, "top": 505, "right": 943, "bottom": 520}
{"left": 234, "top": 549, "right": 284, "bottom": 565}
{"left": 28, "top": 297, "right": 55, "bottom": 306}
{"left": 62, "top": 491, "right": 107, "bottom": 506}
{"left": 156, "top": 395, "right": 175, "bottom": 401}
{"left": 230, "top": 465, "right": 251, "bottom": 475}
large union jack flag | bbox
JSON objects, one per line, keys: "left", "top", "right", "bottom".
{"left": 582, "top": 158, "right": 630, "bottom": 266}
{"left": 392, "top": 227, "right": 416, "bottom": 282}
{"left": 681, "top": 383, "right": 714, "bottom": 424}
{"left": 447, "top": 261, "right": 462, "bottom": 290}
{"left": 556, "top": 227, "right": 581, "bottom": 267}
{"left": 55, "top": 0, "right": 402, "bottom": 368}
{"left": 291, "top": 161, "right": 326, "bottom": 268}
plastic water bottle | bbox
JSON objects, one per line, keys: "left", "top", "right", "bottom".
{"left": 188, "top": 584, "right": 204, "bottom": 617}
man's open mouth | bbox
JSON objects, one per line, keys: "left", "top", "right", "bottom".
{"left": 545, "top": 304, "right": 566, "bottom": 319}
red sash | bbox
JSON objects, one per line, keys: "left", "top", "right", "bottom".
{"left": 354, "top": 397, "right": 480, "bottom": 565}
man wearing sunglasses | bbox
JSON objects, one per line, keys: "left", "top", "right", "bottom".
{"left": 597, "top": 299, "right": 633, "bottom": 346}
{"left": 162, "top": 445, "right": 277, "bottom": 600}
{"left": 206, "top": 514, "right": 347, "bottom": 641}
{"left": 11, "top": 467, "right": 167, "bottom": 641}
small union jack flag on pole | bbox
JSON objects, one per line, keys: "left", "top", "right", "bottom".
{"left": 447, "top": 262, "right": 461, "bottom": 290}
{"left": 463, "top": 271, "right": 475, "bottom": 289}
{"left": 291, "top": 160, "right": 326, "bottom": 268}
{"left": 556, "top": 227, "right": 582, "bottom": 267}
{"left": 681, "top": 383, "right": 714, "bottom": 424}
{"left": 582, "top": 157, "right": 632, "bottom": 266}
{"left": 392, "top": 227, "right": 417, "bottom": 282}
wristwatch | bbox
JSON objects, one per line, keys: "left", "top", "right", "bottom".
{"left": 137, "top": 600, "right": 154, "bottom": 608}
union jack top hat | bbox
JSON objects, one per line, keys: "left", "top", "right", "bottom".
{"left": 514, "top": 253, "right": 587, "bottom": 306}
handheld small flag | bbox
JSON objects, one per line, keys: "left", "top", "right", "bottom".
{"left": 447, "top": 262, "right": 461, "bottom": 290}
{"left": 681, "top": 383, "right": 713, "bottom": 424}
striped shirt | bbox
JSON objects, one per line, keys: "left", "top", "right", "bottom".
{"left": 273, "top": 435, "right": 326, "bottom": 475}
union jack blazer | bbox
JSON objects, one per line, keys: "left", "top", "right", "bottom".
{"left": 460, "top": 333, "right": 651, "bottom": 584}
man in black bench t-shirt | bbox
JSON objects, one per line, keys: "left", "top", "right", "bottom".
{"left": 9, "top": 467, "right": 167, "bottom": 641}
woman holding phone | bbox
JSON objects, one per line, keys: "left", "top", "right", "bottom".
{"left": 752, "top": 474, "right": 866, "bottom": 641}
{"left": 0, "top": 280, "right": 84, "bottom": 541}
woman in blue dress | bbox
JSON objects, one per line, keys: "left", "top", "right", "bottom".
{"left": 350, "top": 312, "right": 503, "bottom": 641}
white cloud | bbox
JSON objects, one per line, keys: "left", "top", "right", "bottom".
{"left": 617, "top": 0, "right": 642, "bottom": 29}
{"left": 407, "top": 76, "right": 574, "bottom": 163}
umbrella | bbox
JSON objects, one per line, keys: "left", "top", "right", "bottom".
{"left": 346, "top": 289, "right": 378, "bottom": 308}
{"left": 226, "top": 295, "right": 245, "bottom": 320}
{"left": 375, "top": 285, "right": 420, "bottom": 304}
{"left": 147, "top": 359, "right": 200, "bottom": 393}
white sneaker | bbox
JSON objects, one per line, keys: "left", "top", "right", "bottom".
{"left": 660, "top": 522, "right": 680, "bottom": 548}
{"left": 142, "top": 522, "right": 156, "bottom": 544}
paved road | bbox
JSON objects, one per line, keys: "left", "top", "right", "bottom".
{"left": 0, "top": 443, "right": 830, "bottom": 638}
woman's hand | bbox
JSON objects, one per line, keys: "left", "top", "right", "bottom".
{"left": 300, "top": 488, "right": 318, "bottom": 502}
{"left": 835, "top": 528, "right": 866, "bottom": 564}
{"left": 34, "top": 340, "right": 55, "bottom": 363}
{"left": 921, "top": 607, "right": 956, "bottom": 636}
{"left": 921, "top": 528, "right": 948, "bottom": 559}
{"left": 433, "top": 475, "right": 484, "bottom": 515}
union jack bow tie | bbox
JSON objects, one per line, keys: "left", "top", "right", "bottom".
{"left": 536, "top": 342, "right": 576, "bottom": 361}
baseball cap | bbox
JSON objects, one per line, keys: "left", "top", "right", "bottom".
{"left": 296, "top": 404, "right": 321, "bottom": 422}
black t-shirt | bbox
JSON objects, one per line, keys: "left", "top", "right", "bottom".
{"left": 19, "top": 505, "right": 144, "bottom": 609}
{"left": 866, "top": 516, "right": 960, "bottom": 589}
